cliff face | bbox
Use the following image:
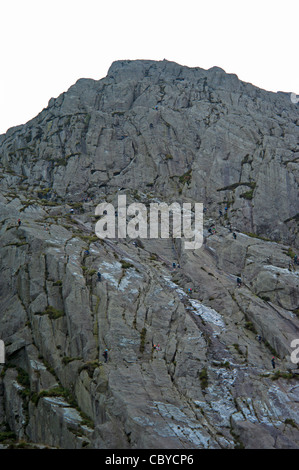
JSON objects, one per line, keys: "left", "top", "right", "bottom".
{"left": 0, "top": 60, "right": 299, "bottom": 449}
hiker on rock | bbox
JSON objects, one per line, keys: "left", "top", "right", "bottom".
{"left": 233, "top": 232, "right": 237, "bottom": 239}
{"left": 237, "top": 277, "right": 242, "bottom": 287}
{"left": 97, "top": 271, "right": 101, "bottom": 281}
{"left": 18, "top": 219, "right": 21, "bottom": 227}
{"left": 271, "top": 357, "right": 276, "bottom": 369}
{"left": 103, "top": 349, "right": 108, "bottom": 363}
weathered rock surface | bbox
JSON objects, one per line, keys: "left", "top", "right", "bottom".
{"left": 0, "top": 60, "right": 298, "bottom": 449}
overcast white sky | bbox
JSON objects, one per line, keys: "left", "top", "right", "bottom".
{"left": 0, "top": 0, "right": 298, "bottom": 135}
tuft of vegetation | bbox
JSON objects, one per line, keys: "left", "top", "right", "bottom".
{"left": 240, "top": 189, "right": 254, "bottom": 200}
{"left": 217, "top": 181, "right": 256, "bottom": 192}
{"left": 78, "top": 361, "right": 100, "bottom": 378}
{"left": 284, "top": 418, "right": 298, "bottom": 428}
{"left": 244, "top": 232, "right": 271, "bottom": 242}
{"left": 244, "top": 321, "right": 257, "bottom": 333}
{"left": 260, "top": 295, "right": 271, "bottom": 302}
{"left": 179, "top": 169, "right": 192, "bottom": 185}
{"left": 230, "top": 425, "right": 245, "bottom": 449}
{"left": 293, "top": 308, "right": 299, "bottom": 319}
{"left": 233, "top": 343, "right": 244, "bottom": 356}
{"left": 121, "top": 260, "right": 134, "bottom": 270}
{"left": 0, "top": 431, "right": 16, "bottom": 443}
{"left": 199, "top": 368, "right": 208, "bottom": 390}
{"left": 139, "top": 328, "right": 147, "bottom": 353}
{"left": 285, "top": 247, "right": 296, "bottom": 259}
{"left": 16, "top": 367, "right": 30, "bottom": 388}
{"left": 35, "top": 306, "right": 64, "bottom": 320}
{"left": 79, "top": 235, "right": 98, "bottom": 243}
{"left": 284, "top": 213, "right": 299, "bottom": 224}
{"left": 62, "top": 356, "right": 81, "bottom": 366}
{"left": 271, "top": 370, "right": 299, "bottom": 381}
{"left": 264, "top": 340, "right": 279, "bottom": 358}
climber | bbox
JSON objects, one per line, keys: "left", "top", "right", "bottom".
{"left": 17, "top": 219, "right": 21, "bottom": 227}
{"left": 237, "top": 277, "right": 242, "bottom": 287}
{"left": 257, "top": 335, "right": 262, "bottom": 344}
{"left": 70, "top": 208, "right": 74, "bottom": 214}
{"left": 97, "top": 271, "right": 101, "bottom": 282}
{"left": 294, "top": 255, "right": 298, "bottom": 265}
{"left": 233, "top": 232, "right": 237, "bottom": 239}
{"left": 84, "top": 249, "right": 89, "bottom": 255}
{"left": 103, "top": 349, "right": 108, "bottom": 363}
{"left": 271, "top": 357, "right": 276, "bottom": 369}
{"left": 172, "top": 262, "right": 176, "bottom": 269}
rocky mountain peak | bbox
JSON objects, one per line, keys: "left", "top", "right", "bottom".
{"left": 0, "top": 60, "right": 298, "bottom": 449}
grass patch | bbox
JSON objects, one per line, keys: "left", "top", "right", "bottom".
{"left": 0, "top": 431, "right": 16, "bottom": 443}
{"left": 199, "top": 368, "right": 208, "bottom": 390}
{"left": 285, "top": 247, "right": 296, "bottom": 259}
{"left": 62, "top": 356, "right": 82, "bottom": 366}
{"left": 284, "top": 418, "right": 298, "bottom": 428}
{"left": 240, "top": 189, "right": 254, "bottom": 200}
{"left": 140, "top": 327, "right": 147, "bottom": 353}
{"left": 179, "top": 169, "right": 192, "bottom": 185}
{"left": 121, "top": 260, "right": 134, "bottom": 269}
{"left": 244, "top": 321, "right": 257, "bottom": 334}
{"left": 78, "top": 361, "right": 100, "bottom": 378}
{"left": 79, "top": 235, "right": 98, "bottom": 243}
{"left": 36, "top": 306, "right": 64, "bottom": 320}
{"left": 264, "top": 340, "right": 279, "bottom": 358}
{"left": 244, "top": 232, "right": 271, "bottom": 242}
{"left": 260, "top": 295, "right": 271, "bottom": 302}
{"left": 271, "top": 370, "right": 299, "bottom": 381}
{"left": 217, "top": 181, "right": 256, "bottom": 192}
{"left": 233, "top": 343, "right": 244, "bottom": 356}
